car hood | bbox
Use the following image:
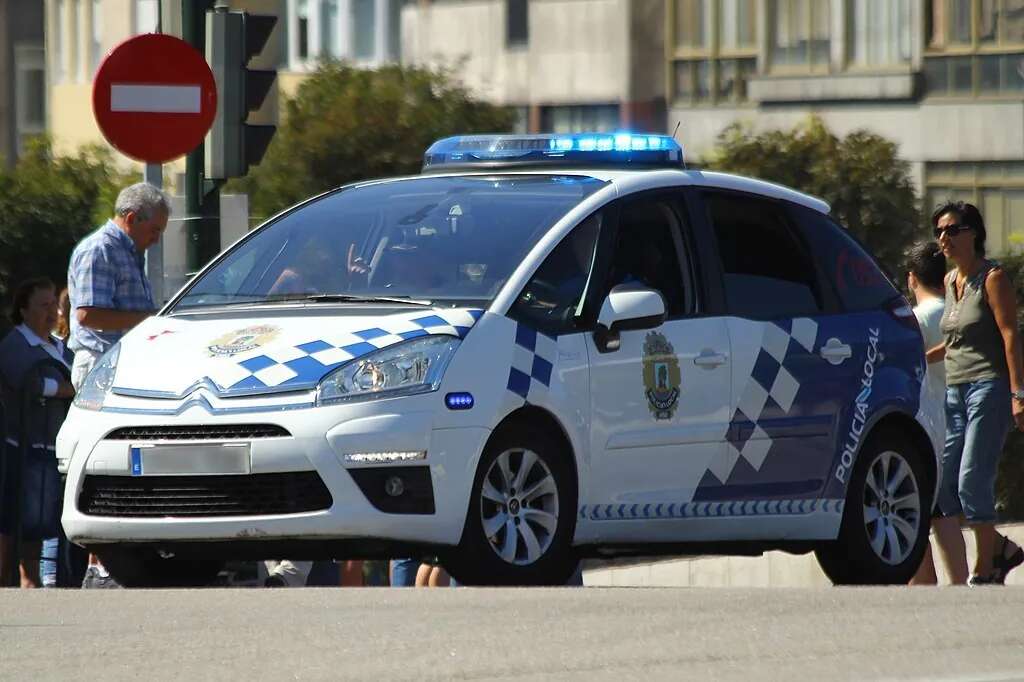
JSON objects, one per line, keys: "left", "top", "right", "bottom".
{"left": 111, "top": 307, "right": 484, "bottom": 397}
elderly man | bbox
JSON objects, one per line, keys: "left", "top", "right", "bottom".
{"left": 68, "top": 182, "right": 169, "bottom": 388}
{"left": 67, "top": 181, "right": 169, "bottom": 588}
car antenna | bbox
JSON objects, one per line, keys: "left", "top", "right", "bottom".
{"left": 671, "top": 121, "right": 686, "bottom": 170}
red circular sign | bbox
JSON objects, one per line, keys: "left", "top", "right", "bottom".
{"left": 93, "top": 34, "right": 217, "bottom": 164}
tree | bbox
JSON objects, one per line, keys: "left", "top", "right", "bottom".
{"left": 0, "top": 138, "right": 133, "bottom": 328}
{"left": 237, "top": 61, "right": 517, "bottom": 219}
{"left": 706, "top": 116, "right": 921, "bottom": 273}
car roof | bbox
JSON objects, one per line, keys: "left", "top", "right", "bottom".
{"left": 356, "top": 168, "right": 831, "bottom": 216}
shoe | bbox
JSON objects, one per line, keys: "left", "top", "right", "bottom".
{"left": 263, "top": 575, "right": 287, "bottom": 588}
{"left": 992, "top": 537, "right": 1024, "bottom": 585}
{"left": 81, "top": 565, "right": 122, "bottom": 589}
{"left": 968, "top": 573, "right": 1000, "bottom": 586}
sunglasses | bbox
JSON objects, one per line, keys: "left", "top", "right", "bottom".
{"left": 933, "top": 223, "right": 973, "bottom": 239}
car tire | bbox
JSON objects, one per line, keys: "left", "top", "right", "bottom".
{"left": 95, "top": 547, "right": 224, "bottom": 588}
{"left": 815, "top": 429, "right": 932, "bottom": 585}
{"left": 444, "top": 419, "right": 579, "bottom": 586}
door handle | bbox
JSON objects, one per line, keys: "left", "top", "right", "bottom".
{"left": 819, "top": 338, "right": 852, "bottom": 365}
{"left": 694, "top": 351, "right": 728, "bottom": 368}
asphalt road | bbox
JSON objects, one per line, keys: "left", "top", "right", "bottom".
{"left": 2, "top": 587, "right": 1024, "bottom": 681}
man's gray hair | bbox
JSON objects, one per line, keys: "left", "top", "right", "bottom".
{"left": 114, "top": 182, "right": 171, "bottom": 222}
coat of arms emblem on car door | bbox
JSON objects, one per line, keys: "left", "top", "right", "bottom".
{"left": 642, "top": 331, "right": 681, "bottom": 420}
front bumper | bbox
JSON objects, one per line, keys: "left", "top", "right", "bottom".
{"left": 59, "top": 393, "right": 490, "bottom": 549}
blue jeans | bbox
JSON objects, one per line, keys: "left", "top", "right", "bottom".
{"left": 390, "top": 558, "right": 419, "bottom": 587}
{"left": 939, "top": 378, "right": 1011, "bottom": 524}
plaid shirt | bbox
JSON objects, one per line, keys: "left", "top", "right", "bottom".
{"left": 68, "top": 220, "right": 153, "bottom": 354}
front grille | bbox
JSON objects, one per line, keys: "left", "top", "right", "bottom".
{"left": 79, "top": 472, "right": 332, "bottom": 517}
{"left": 104, "top": 424, "right": 291, "bottom": 441}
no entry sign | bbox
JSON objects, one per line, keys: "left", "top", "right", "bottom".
{"left": 93, "top": 34, "right": 217, "bottom": 164}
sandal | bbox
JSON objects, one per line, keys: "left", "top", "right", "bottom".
{"left": 992, "top": 536, "right": 1024, "bottom": 585}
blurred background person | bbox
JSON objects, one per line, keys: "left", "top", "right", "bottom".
{"left": 0, "top": 278, "right": 74, "bottom": 587}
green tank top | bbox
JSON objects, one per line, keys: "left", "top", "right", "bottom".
{"left": 941, "top": 260, "right": 1009, "bottom": 385}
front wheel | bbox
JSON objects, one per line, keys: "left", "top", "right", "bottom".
{"left": 815, "top": 430, "right": 932, "bottom": 585}
{"left": 444, "top": 420, "right": 579, "bottom": 586}
{"left": 95, "top": 546, "right": 224, "bottom": 588}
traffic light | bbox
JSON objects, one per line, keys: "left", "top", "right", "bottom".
{"left": 205, "top": 8, "right": 277, "bottom": 179}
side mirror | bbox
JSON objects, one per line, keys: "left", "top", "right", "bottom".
{"left": 593, "top": 284, "right": 667, "bottom": 353}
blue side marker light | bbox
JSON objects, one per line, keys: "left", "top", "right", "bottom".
{"left": 445, "top": 392, "right": 474, "bottom": 410}
{"left": 422, "top": 133, "right": 684, "bottom": 172}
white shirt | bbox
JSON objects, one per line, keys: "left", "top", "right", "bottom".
{"left": 16, "top": 324, "right": 71, "bottom": 397}
{"left": 913, "top": 297, "right": 946, "bottom": 412}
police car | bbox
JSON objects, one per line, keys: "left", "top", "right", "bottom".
{"left": 57, "top": 133, "right": 942, "bottom": 587}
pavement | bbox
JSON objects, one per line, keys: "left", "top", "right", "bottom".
{"left": 3, "top": 586, "right": 1024, "bottom": 680}
{"left": 583, "top": 523, "right": 1024, "bottom": 588}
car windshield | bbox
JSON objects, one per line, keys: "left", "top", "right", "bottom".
{"left": 173, "top": 174, "right": 606, "bottom": 310}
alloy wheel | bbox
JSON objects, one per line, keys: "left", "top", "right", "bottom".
{"left": 862, "top": 450, "right": 922, "bottom": 566}
{"left": 479, "top": 448, "right": 560, "bottom": 566}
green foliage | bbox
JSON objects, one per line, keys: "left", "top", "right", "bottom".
{"left": 706, "top": 116, "right": 921, "bottom": 273}
{"left": 0, "top": 137, "right": 134, "bottom": 326}
{"left": 236, "top": 61, "right": 517, "bottom": 219}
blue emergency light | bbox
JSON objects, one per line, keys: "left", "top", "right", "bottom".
{"left": 422, "top": 133, "right": 684, "bottom": 172}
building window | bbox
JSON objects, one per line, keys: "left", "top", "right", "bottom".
{"left": 670, "top": 0, "right": 757, "bottom": 105}
{"left": 507, "top": 0, "right": 528, "bottom": 47}
{"left": 769, "top": 0, "right": 830, "bottom": 71}
{"left": 15, "top": 45, "right": 46, "bottom": 155}
{"left": 289, "top": 0, "right": 400, "bottom": 68}
{"left": 76, "top": 0, "right": 87, "bottom": 82}
{"left": 134, "top": 0, "right": 159, "bottom": 34}
{"left": 53, "top": 0, "right": 66, "bottom": 83}
{"left": 539, "top": 105, "right": 620, "bottom": 134}
{"left": 321, "top": 0, "right": 339, "bottom": 57}
{"left": 91, "top": 0, "right": 103, "bottom": 75}
{"left": 352, "top": 0, "right": 376, "bottom": 60}
{"left": 847, "top": 0, "right": 912, "bottom": 67}
{"left": 926, "top": 161, "right": 1024, "bottom": 255}
{"left": 926, "top": 1, "right": 1024, "bottom": 95}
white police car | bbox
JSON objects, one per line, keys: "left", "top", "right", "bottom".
{"left": 58, "top": 133, "right": 942, "bottom": 587}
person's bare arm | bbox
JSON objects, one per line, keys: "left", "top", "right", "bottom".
{"left": 76, "top": 307, "right": 150, "bottom": 332}
{"left": 986, "top": 268, "right": 1024, "bottom": 430}
{"left": 925, "top": 343, "right": 946, "bottom": 364}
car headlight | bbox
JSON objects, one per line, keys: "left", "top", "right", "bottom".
{"left": 73, "top": 343, "right": 121, "bottom": 411}
{"left": 316, "top": 335, "right": 460, "bottom": 405}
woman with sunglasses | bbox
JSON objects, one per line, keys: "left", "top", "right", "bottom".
{"left": 928, "top": 201, "right": 1024, "bottom": 584}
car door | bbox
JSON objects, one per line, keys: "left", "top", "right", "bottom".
{"left": 583, "top": 193, "right": 734, "bottom": 535}
{"left": 691, "top": 190, "right": 856, "bottom": 506}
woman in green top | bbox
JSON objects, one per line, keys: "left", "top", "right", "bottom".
{"left": 928, "top": 201, "right": 1024, "bottom": 585}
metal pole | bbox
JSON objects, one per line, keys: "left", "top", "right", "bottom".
{"left": 184, "top": 1, "right": 219, "bottom": 274}
{"left": 144, "top": 163, "right": 165, "bottom": 306}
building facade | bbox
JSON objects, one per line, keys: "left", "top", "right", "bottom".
{"left": 400, "top": 0, "right": 666, "bottom": 134}
{"left": 666, "top": 0, "right": 1024, "bottom": 255}
{"left": 0, "top": 1, "right": 46, "bottom": 168}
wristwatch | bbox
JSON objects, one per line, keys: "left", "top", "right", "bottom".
{"left": 1012, "top": 389, "right": 1024, "bottom": 402}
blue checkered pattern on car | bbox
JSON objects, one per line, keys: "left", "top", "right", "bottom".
{"left": 579, "top": 498, "right": 844, "bottom": 521}
{"left": 506, "top": 323, "right": 557, "bottom": 401}
{"left": 205, "top": 309, "right": 483, "bottom": 393}
{"left": 706, "top": 317, "right": 819, "bottom": 484}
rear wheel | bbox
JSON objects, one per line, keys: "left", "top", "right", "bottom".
{"left": 444, "top": 420, "right": 579, "bottom": 586}
{"left": 95, "top": 546, "right": 224, "bottom": 588}
{"left": 815, "top": 430, "right": 931, "bottom": 585}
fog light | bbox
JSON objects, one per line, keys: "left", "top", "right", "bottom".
{"left": 384, "top": 476, "right": 405, "bottom": 497}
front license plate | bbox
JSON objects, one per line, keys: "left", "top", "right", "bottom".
{"left": 129, "top": 443, "right": 251, "bottom": 476}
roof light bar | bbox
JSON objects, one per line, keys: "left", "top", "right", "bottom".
{"left": 422, "top": 133, "right": 684, "bottom": 172}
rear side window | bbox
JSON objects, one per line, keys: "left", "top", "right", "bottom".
{"left": 705, "top": 192, "right": 822, "bottom": 319}
{"left": 791, "top": 205, "right": 899, "bottom": 312}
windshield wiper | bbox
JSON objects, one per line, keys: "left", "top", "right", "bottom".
{"left": 300, "top": 294, "right": 433, "bottom": 306}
